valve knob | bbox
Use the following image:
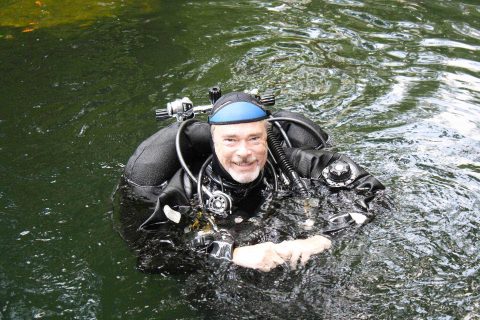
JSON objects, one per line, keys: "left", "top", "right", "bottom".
{"left": 260, "top": 91, "right": 275, "bottom": 106}
{"left": 208, "top": 87, "right": 222, "bottom": 104}
{"left": 328, "top": 160, "right": 352, "bottom": 182}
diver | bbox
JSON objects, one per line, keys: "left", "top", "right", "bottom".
{"left": 120, "top": 91, "right": 385, "bottom": 272}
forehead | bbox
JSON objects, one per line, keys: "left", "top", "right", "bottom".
{"left": 212, "top": 121, "right": 267, "bottom": 137}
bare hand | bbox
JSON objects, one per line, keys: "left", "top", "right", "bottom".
{"left": 232, "top": 242, "right": 286, "bottom": 272}
{"left": 274, "top": 235, "right": 332, "bottom": 269}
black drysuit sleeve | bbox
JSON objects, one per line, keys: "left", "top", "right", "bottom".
{"left": 285, "top": 147, "right": 385, "bottom": 199}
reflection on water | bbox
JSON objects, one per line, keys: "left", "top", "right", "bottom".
{"left": 1, "top": 0, "right": 479, "bottom": 318}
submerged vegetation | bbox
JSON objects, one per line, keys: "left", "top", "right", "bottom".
{"left": 0, "top": 0, "right": 159, "bottom": 33}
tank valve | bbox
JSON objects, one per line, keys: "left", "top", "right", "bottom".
{"left": 208, "top": 86, "right": 222, "bottom": 104}
{"left": 245, "top": 88, "right": 275, "bottom": 106}
{"left": 166, "top": 97, "right": 194, "bottom": 121}
{"left": 260, "top": 90, "right": 275, "bottom": 106}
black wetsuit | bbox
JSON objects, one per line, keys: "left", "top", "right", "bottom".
{"left": 121, "top": 111, "right": 385, "bottom": 269}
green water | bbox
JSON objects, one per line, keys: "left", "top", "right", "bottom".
{"left": 1, "top": 0, "right": 479, "bottom": 319}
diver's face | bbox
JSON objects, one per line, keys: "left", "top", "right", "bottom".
{"left": 212, "top": 121, "right": 268, "bottom": 184}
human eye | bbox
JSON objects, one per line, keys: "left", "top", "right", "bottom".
{"left": 223, "top": 137, "right": 236, "bottom": 145}
{"left": 249, "top": 136, "right": 261, "bottom": 143}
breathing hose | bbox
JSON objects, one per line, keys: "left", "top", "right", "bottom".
{"left": 197, "top": 154, "right": 214, "bottom": 211}
{"left": 267, "top": 126, "right": 309, "bottom": 197}
{"left": 267, "top": 117, "right": 327, "bottom": 149}
{"left": 175, "top": 119, "right": 200, "bottom": 185}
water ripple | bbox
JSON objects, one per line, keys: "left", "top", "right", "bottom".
{"left": 3, "top": 0, "right": 480, "bottom": 318}
{"left": 452, "top": 22, "right": 480, "bottom": 41}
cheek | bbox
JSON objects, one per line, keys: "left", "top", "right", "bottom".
{"left": 215, "top": 145, "right": 234, "bottom": 164}
{"left": 255, "top": 145, "right": 268, "bottom": 161}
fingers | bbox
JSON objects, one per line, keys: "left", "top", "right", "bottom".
{"left": 272, "top": 252, "right": 286, "bottom": 266}
{"left": 232, "top": 236, "right": 332, "bottom": 272}
{"left": 310, "top": 235, "right": 332, "bottom": 252}
{"left": 276, "top": 235, "right": 333, "bottom": 269}
{"left": 258, "top": 264, "right": 273, "bottom": 272}
{"left": 233, "top": 242, "right": 287, "bottom": 272}
{"left": 274, "top": 241, "right": 293, "bottom": 260}
{"left": 257, "top": 247, "right": 286, "bottom": 272}
{"left": 289, "top": 248, "right": 301, "bottom": 270}
{"left": 300, "top": 252, "right": 311, "bottom": 266}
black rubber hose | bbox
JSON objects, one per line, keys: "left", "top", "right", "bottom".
{"left": 266, "top": 159, "right": 279, "bottom": 192}
{"left": 197, "top": 155, "right": 214, "bottom": 210}
{"left": 267, "top": 127, "right": 309, "bottom": 196}
{"left": 267, "top": 117, "right": 327, "bottom": 149}
{"left": 271, "top": 120, "right": 292, "bottom": 148}
{"left": 196, "top": 155, "right": 219, "bottom": 232}
{"left": 175, "top": 119, "right": 198, "bottom": 184}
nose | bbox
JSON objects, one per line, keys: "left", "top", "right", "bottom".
{"left": 236, "top": 140, "right": 252, "bottom": 158}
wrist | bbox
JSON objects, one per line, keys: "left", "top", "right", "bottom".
{"left": 208, "top": 229, "right": 235, "bottom": 260}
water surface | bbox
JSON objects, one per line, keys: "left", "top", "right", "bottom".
{"left": 1, "top": 0, "right": 479, "bottom": 318}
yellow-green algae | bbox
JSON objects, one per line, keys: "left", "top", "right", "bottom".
{"left": 0, "top": 0, "right": 156, "bottom": 31}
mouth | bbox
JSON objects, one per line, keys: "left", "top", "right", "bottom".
{"left": 233, "top": 160, "right": 257, "bottom": 170}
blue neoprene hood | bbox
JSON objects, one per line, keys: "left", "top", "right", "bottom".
{"left": 208, "top": 101, "right": 269, "bottom": 125}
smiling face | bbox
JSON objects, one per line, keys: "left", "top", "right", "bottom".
{"left": 211, "top": 121, "right": 268, "bottom": 184}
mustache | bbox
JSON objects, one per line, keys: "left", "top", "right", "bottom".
{"left": 233, "top": 157, "right": 257, "bottom": 164}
